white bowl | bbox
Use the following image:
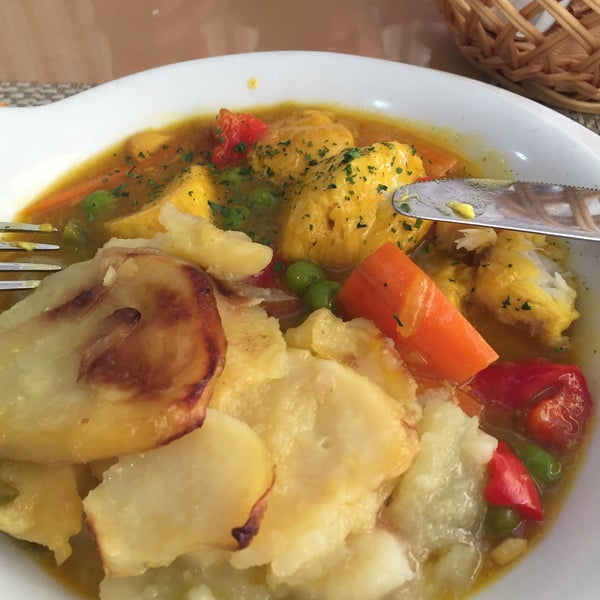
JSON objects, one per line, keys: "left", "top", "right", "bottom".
{"left": 0, "top": 51, "right": 598, "bottom": 599}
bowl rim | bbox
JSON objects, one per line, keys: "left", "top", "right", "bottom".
{"left": 0, "top": 50, "right": 598, "bottom": 600}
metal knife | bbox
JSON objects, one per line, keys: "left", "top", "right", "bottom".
{"left": 392, "top": 178, "right": 600, "bottom": 242}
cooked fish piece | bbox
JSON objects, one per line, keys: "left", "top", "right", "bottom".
{"left": 413, "top": 251, "right": 476, "bottom": 312}
{"left": 0, "top": 246, "right": 226, "bottom": 463}
{"left": 248, "top": 108, "right": 355, "bottom": 185}
{"left": 278, "top": 142, "right": 429, "bottom": 268}
{"left": 471, "top": 231, "right": 579, "bottom": 348}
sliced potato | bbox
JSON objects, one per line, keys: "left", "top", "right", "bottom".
{"left": 229, "top": 349, "right": 419, "bottom": 578}
{"left": 0, "top": 460, "right": 82, "bottom": 564}
{"left": 210, "top": 295, "right": 288, "bottom": 416}
{"left": 284, "top": 308, "right": 421, "bottom": 426}
{"left": 84, "top": 409, "right": 274, "bottom": 578}
{"left": 0, "top": 246, "right": 226, "bottom": 463}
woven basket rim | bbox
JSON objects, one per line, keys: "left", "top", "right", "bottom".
{"left": 437, "top": 0, "right": 600, "bottom": 113}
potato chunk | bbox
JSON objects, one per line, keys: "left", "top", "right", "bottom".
{"left": 0, "top": 460, "right": 82, "bottom": 564}
{"left": 154, "top": 203, "right": 274, "bottom": 281}
{"left": 105, "top": 165, "right": 223, "bottom": 239}
{"left": 384, "top": 393, "right": 497, "bottom": 598}
{"left": 278, "top": 142, "right": 429, "bottom": 268}
{"left": 99, "top": 557, "right": 271, "bottom": 600}
{"left": 313, "top": 530, "right": 414, "bottom": 600}
{"left": 84, "top": 409, "right": 274, "bottom": 577}
{"left": 0, "top": 246, "right": 226, "bottom": 463}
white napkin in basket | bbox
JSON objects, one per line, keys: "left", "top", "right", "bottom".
{"left": 510, "top": 0, "right": 571, "bottom": 33}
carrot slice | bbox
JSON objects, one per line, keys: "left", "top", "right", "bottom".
{"left": 417, "top": 144, "right": 459, "bottom": 178}
{"left": 22, "top": 168, "right": 129, "bottom": 216}
{"left": 22, "top": 143, "right": 183, "bottom": 217}
{"left": 337, "top": 241, "right": 498, "bottom": 383}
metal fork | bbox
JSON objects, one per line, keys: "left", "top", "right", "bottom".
{"left": 0, "top": 222, "right": 61, "bottom": 290}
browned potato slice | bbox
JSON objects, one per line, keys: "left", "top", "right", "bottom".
{"left": 0, "top": 246, "right": 226, "bottom": 463}
{"left": 0, "top": 460, "right": 82, "bottom": 564}
{"left": 84, "top": 409, "right": 274, "bottom": 578}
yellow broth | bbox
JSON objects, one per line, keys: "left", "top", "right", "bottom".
{"left": 1, "top": 102, "right": 590, "bottom": 599}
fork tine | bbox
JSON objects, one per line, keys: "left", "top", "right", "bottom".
{"left": 0, "top": 262, "right": 62, "bottom": 272}
{"left": 0, "top": 241, "right": 60, "bottom": 251}
{"left": 0, "top": 221, "right": 61, "bottom": 291}
{"left": 0, "top": 280, "right": 43, "bottom": 291}
{"left": 0, "top": 222, "right": 58, "bottom": 233}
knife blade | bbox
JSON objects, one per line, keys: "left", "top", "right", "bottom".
{"left": 392, "top": 178, "right": 600, "bottom": 242}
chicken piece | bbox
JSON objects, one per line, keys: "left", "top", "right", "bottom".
{"left": 471, "top": 231, "right": 579, "bottom": 348}
{"left": 0, "top": 460, "right": 82, "bottom": 564}
{"left": 105, "top": 165, "right": 223, "bottom": 239}
{"left": 0, "top": 246, "right": 226, "bottom": 463}
{"left": 278, "top": 142, "right": 430, "bottom": 268}
{"left": 247, "top": 109, "right": 355, "bottom": 185}
{"left": 84, "top": 409, "right": 274, "bottom": 577}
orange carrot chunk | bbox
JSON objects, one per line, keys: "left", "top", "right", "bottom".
{"left": 337, "top": 241, "right": 498, "bottom": 383}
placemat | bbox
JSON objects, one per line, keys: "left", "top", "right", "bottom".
{"left": 2, "top": 79, "right": 600, "bottom": 135}
{"left": 0, "top": 80, "right": 93, "bottom": 107}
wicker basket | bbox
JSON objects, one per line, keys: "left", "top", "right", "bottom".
{"left": 436, "top": 0, "right": 600, "bottom": 113}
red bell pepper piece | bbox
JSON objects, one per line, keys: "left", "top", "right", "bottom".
{"left": 248, "top": 255, "right": 285, "bottom": 289}
{"left": 210, "top": 108, "right": 268, "bottom": 169}
{"left": 485, "top": 441, "right": 543, "bottom": 521}
{"left": 469, "top": 359, "right": 593, "bottom": 451}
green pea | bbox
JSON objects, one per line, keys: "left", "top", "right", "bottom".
{"left": 304, "top": 280, "right": 341, "bottom": 311}
{"left": 249, "top": 186, "right": 276, "bottom": 208}
{"left": 223, "top": 205, "right": 249, "bottom": 229}
{"left": 284, "top": 260, "right": 325, "bottom": 293}
{"left": 485, "top": 505, "right": 521, "bottom": 537}
{"left": 218, "top": 165, "right": 252, "bottom": 186}
{"left": 81, "top": 190, "right": 116, "bottom": 221}
{"left": 518, "top": 443, "right": 561, "bottom": 484}
{"left": 61, "top": 219, "right": 90, "bottom": 247}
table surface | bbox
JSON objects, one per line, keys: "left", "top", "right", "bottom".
{"left": 1, "top": 0, "right": 599, "bottom": 134}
